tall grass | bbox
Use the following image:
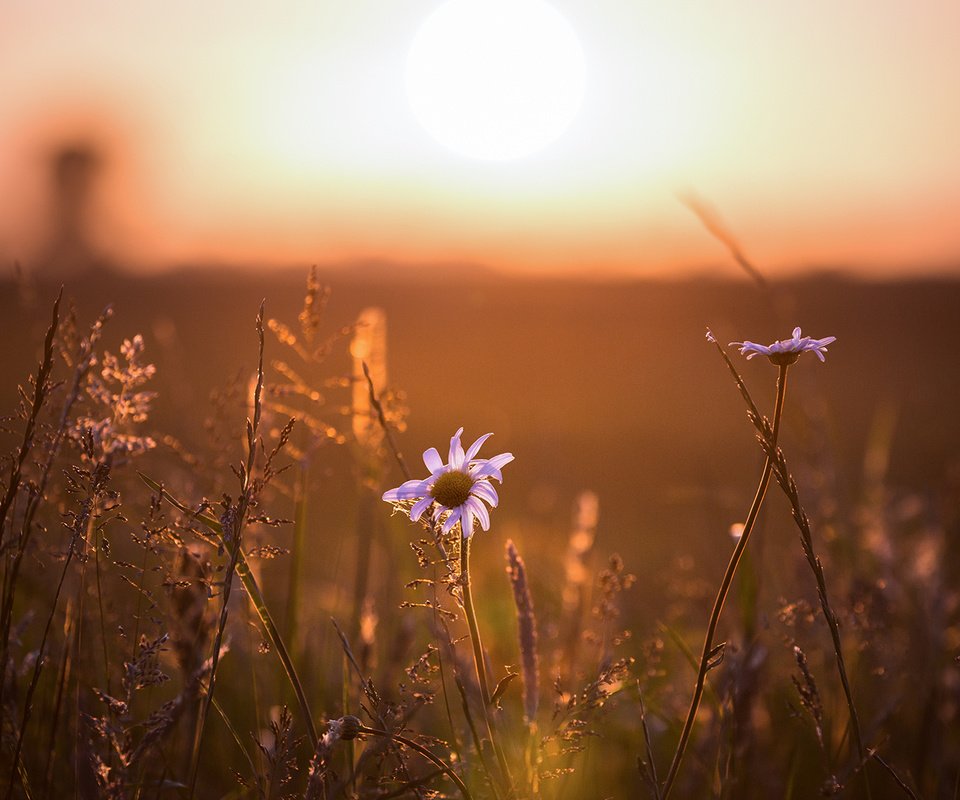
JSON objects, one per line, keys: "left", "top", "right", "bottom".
{"left": 0, "top": 270, "right": 952, "bottom": 799}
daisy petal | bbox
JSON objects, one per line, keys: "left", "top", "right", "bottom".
{"left": 469, "top": 480, "right": 499, "bottom": 507}
{"left": 486, "top": 453, "right": 514, "bottom": 473}
{"left": 410, "top": 495, "right": 433, "bottom": 522}
{"left": 460, "top": 506, "right": 474, "bottom": 538}
{"left": 470, "top": 461, "right": 503, "bottom": 482}
{"left": 381, "top": 427, "right": 513, "bottom": 533}
{"left": 730, "top": 327, "right": 836, "bottom": 364}
{"left": 467, "top": 496, "right": 490, "bottom": 531}
{"left": 442, "top": 507, "right": 461, "bottom": 534}
{"left": 449, "top": 427, "right": 466, "bottom": 469}
{"left": 383, "top": 479, "right": 428, "bottom": 502}
{"left": 423, "top": 447, "right": 444, "bottom": 473}
{"left": 464, "top": 433, "right": 494, "bottom": 462}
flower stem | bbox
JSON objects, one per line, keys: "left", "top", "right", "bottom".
{"left": 661, "top": 363, "right": 789, "bottom": 799}
{"left": 460, "top": 535, "right": 515, "bottom": 796}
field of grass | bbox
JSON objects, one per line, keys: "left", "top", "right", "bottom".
{"left": 0, "top": 266, "right": 957, "bottom": 799}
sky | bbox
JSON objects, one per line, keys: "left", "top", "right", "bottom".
{"left": 1, "top": 0, "right": 959, "bottom": 277}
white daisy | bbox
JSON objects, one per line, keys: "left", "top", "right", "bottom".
{"left": 730, "top": 326, "right": 836, "bottom": 365}
{"left": 382, "top": 427, "right": 513, "bottom": 537}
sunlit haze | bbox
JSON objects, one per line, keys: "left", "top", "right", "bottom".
{"left": 1, "top": 0, "right": 959, "bottom": 276}
{"left": 405, "top": 0, "right": 585, "bottom": 161}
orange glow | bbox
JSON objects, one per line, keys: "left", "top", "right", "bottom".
{"left": 1, "top": 1, "right": 959, "bottom": 276}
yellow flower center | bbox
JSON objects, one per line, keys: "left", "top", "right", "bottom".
{"left": 431, "top": 470, "right": 474, "bottom": 508}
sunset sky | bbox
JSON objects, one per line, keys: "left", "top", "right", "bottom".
{"left": 2, "top": 0, "right": 959, "bottom": 277}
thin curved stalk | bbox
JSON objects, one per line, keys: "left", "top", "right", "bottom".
{"left": 358, "top": 725, "right": 473, "bottom": 800}
{"left": 187, "top": 304, "right": 267, "bottom": 797}
{"left": 712, "top": 339, "right": 877, "bottom": 797}
{"left": 661, "top": 364, "right": 789, "bottom": 799}
{"left": 760, "top": 434, "right": 872, "bottom": 798}
{"left": 139, "top": 473, "right": 319, "bottom": 751}
{"left": 460, "top": 536, "right": 515, "bottom": 796}
{"left": 186, "top": 496, "right": 245, "bottom": 797}
{"left": 4, "top": 534, "right": 77, "bottom": 800}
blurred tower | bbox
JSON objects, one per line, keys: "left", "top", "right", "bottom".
{"left": 37, "top": 142, "right": 110, "bottom": 278}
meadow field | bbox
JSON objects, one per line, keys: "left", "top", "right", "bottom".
{"left": 0, "top": 267, "right": 957, "bottom": 799}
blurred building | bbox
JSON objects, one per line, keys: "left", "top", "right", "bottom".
{"left": 34, "top": 142, "right": 114, "bottom": 279}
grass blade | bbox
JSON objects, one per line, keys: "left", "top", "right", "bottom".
{"left": 138, "top": 472, "right": 319, "bottom": 750}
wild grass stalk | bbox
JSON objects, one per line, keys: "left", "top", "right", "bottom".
{"left": 341, "top": 648, "right": 355, "bottom": 794}
{"left": 350, "top": 312, "right": 396, "bottom": 659}
{"left": 790, "top": 643, "right": 835, "bottom": 779}
{"left": 0, "top": 290, "right": 61, "bottom": 538}
{"left": 283, "top": 458, "right": 309, "bottom": 658}
{"left": 637, "top": 685, "right": 663, "bottom": 800}
{"left": 330, "top": 616, "right": 440, "bottom": 797}
{"left": 0, "top": 286, "right": 61, "bottom": 739}
{"left": 707, "top": 334, "right": 921, "bottom": 797}
{"left": 559, "top": 491, "right": 597, "bottom": 678}
{"left": 139, "top": 473, "right": 319, "bottom": 747}
{"left": 354, "top": 720, "right": 474, "bottom": 800}
{"left": 757, "top": 433, "right": 877, "bottom": 797}
{"left": 361, "top": 359, "right": 410, "bottom": 480}
{"left": 351, "top": 308, "right": 388, "bottom": 454}
{"left": 92, "top": 522, "right": 112, "bottom": 696}
{"left": 429, "top": 574, "right": 465, "bottom": 771}
{"left": 660, "top": 361, "right": 789, "bottom": 799}
{"left": 185, "top": 304, "right": 265, "bottom": 796}
{"left": 505, "top": 540, "right": 539, "bottom": 726}
{"left": 40, "top": 597, "right": 76, "bottom": 800}
{"left": 71, "top": 559, "right": 88, "bottom": 793}
{"left": 419, "top": 594, "right": 498, "bottom": 792}
{"left": 459, "top": 534, "right": 515, "bottom": 796}
{"left": 304, "top": 718, "right": 341, "bottom": 800}
{"left": 181, "top": 301, "right": 325, "bottom": 796}
{"left": 452, "top": 669, "right": 498, "bottom": 793}
{"left": 5, "top": 506, "right": 86, "bottom": 800}
{"left": 346, "top": 308, "right": 389, "bottom": 786}
{"left": 0, "top": 300, "right": 107, "bottom": 714}
{"left": 3, "top": 302, "right": 131, "bottom": 798}
{"left": 678, "top": 192, "right": 769, "bottom": 292}
{"left": 505, "top": 539, "right": 541, "bottom": 795}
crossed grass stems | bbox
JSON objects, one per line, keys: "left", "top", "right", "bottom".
{"left": 658, "top": 335, "right": 919, "bottom": 800}
{"left": 658, "top": 343, "right": 864, "bottom": 798}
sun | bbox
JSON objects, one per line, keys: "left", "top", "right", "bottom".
{"left": 405, "top": 0, "right": 586, "bottom": 162}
